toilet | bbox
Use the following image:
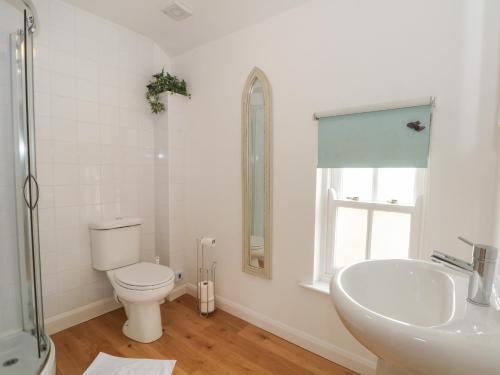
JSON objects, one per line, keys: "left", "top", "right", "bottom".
{"left": 89, "top": 217, "right": 175, "bottom": 343}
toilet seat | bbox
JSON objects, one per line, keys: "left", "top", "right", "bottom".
{"left": 114, "top": 262, "right": 174, "bottom": 291}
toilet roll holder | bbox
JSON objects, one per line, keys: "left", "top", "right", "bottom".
{"left": 196, "top": 237, "right": 217, "bottom": 317}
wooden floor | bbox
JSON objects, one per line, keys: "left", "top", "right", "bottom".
{"left": 52, "top": 294, "right": 356, "bottom": 375}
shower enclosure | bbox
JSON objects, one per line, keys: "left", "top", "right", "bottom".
{"left": 0, "top": 0, "right": 55, "bottom": 374}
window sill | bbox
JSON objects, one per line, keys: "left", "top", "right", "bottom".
{"left": 299, "top": 280, "right": 330, "bottom": 295}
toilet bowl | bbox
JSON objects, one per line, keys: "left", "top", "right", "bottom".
{"left": 89, "top": 218, "right": 175, "bottom": 343}
{"left": 108, "top": 262, "right": 175, "bottom": 343}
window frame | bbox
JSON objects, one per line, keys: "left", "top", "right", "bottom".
{"left": 315, "top": 168, "right": 425, "bottom": 282}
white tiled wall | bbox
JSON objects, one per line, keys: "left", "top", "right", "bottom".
{"left": 0, "top": 1, "right": 23, "bottom": 337}
{"left": 32, "top": 0, "right": 158, "bottom": 317}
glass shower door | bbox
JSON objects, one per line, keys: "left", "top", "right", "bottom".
{"left": 0, "top": 1, "right": 50, "bottom": 373}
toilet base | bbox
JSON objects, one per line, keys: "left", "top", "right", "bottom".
{"left": 122, "top": 300, "right": 163, "bottom": 343}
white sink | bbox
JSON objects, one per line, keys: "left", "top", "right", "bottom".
{"left": 330, "top": 259, "right": 500, "bottom": 375}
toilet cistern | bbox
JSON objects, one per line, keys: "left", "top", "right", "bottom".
{"left": 431, "top": 236, "right": 498, "bottom": 306}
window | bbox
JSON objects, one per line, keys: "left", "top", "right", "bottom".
{"left": 315, "top": 168, "right": 425, "bottom": 281}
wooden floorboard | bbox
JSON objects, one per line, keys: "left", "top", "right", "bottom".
{"left": 51, "top": 294, "right": 357, "bottom": 375}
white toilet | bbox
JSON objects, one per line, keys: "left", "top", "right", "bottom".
{"left": 89, "top": 217, "right": 175, "bottom": 343}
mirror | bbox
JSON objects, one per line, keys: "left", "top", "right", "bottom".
{"left": 242, "top": 67, "right": 272, "bottom": 279}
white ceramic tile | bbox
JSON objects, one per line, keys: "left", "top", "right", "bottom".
{"left": 59, "top": 288, "right": 83, "bottom": 312}
{"left": 100, "top": 165, "right": 118, "bottom": 183}
{"left": 55, "top": 206, "right": 79, "bottom": 229}
{"left": 140, "top": 128, "right": 154, "bottom": 150}
{"left": 35, "top": 92, "right": 51, "bottom": 117}
{"left": 53, "top": 141, "right": 78, "bottom": 163}
{"left": 34, "top": 66, "right": 51, "bottom": 94}
{"left": 99, "top": 64, "right": 120, "bottom": 87}
{"left": 53, "top": 163, "right": 79, "bottom": 185}
{"left": 79, "top": 266, "right": 105, "bottom": 285}
{"left": 35, "top": 115, "right": 52, "bottom": 140}
{"left": 76, "top": 79, "right": 99, "bottom": 102}
{"left": 49, "top": 50, "right": 76, "bottom": 76}
{"left": 101, "top": 145, "right": 119, "bottom": 165}
{"left": 82, "top": 280, "right": 112, "bottom": 305}
{"left": 39, "top": 186, "right": 55, "bottom": 209}
{"left": 80, "top": 185, "right": 101, "bottom": 205}
{"left": 49, "top": 26, "right": 75, "bottom": 54}
{"left": 42, "top": 292, "right": 60, "bottom": 317}
{"left": 37, "top": 163, "right": 54, "bottom": 186}
{"left": 118, "top": 128, "right": 138, "bottom": 147}
{"left": 51, "top": 118, "right": 77, "bottom": 142}
{"left": 41, "top": 251, "right": 58, "bottom": 275}
{"left": 78, "top": 100, "right": 99, "bottom": 123}
{"left": 36, "top": 140, "right": 53, "bottom": 163}
{"left": 55, "top": 228, "right": 80, "bottom": 252}
{"left": 34, "top": 44, "right": 50, "bottom": 69}
{"left": 119, "top": 108, "right": 138, "bottom": 129}
{"left": 38, "top": 207, "right": 55, "bottom": 233}
{"left": 39, "top": 228, "right": 56, "bottom": 255}
{"left": 79, "top": 204, "right": 101, "bottom": 226}
{"left": 99, "top": 84, "right": 119, "bottom": 105}
{"left": 80, "top": 164, "right": 101, "bottom": 184}
{"left": 51, "top": 72, "right": 76, "bottom": 98}
{"left": 42, "top": 273, "right": 59, "bottom": 295}
{"left": 100, "top": 184, "right": 117, "bottom": 204}
{"left": 101, "top": 203, "right": 120, "bottom": 220}
{"left": 100, "top": 125, "right": 118, "bottom": 145}
{"left": 78, "top": 122, "right": 100, "bottom": 143}
{"left": 58, "top": 268, "right": 81, "bottom": 292}
{"left": 76, "top": 35, "right": 100, "bottom": 62}
{"left": 98, "top": 105, "right": 119, "bottom": 126}
{"left": 49, "top": 0, "right": 75, "bottom": 32}
{"left": 51, "top": 96, "right": 77, "bottom": 120}
{"left": 78, "top": 142, "right": 102, "bottom": 164}
{"left": 54, "top": 185, "right": 79, "bottom": 207}
{"left": 76, "top": 58, "right": 99, "bottom": 82}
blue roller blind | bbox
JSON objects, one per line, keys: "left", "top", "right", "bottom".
{"left": 318, "top": 105, "right": 432, "bottom": 168}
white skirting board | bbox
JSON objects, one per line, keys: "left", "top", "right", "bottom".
{"left": 45, "top": 297, "right": 121, "bottom": 335}
{"left": 168, "top": 283, "right": 187, "bottom": 301}
{"left": 45, "top": 284, "right": 187, "bottom": 335}
{"left": 185, "top": 283, "right": 376, "bottom": 375}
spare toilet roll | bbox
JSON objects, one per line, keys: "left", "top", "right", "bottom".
{"left": 198, "top": 281, "right": 214, "bottom": 300}
{"left": 200, "top": 298, "right": 215, "bottom": 314}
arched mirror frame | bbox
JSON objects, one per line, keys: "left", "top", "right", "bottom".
{"left": 242, "top": 67, "right": 272, "bottom": 279}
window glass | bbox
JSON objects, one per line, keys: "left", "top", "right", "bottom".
{"left": 333, "top": 207, "right": 367, "bottom": 268}
{"left": 339, "top": 168, "right": 373, "bottom": 201}
{"left": 370, "top": 211, "right": 411, "bottom": 259}
{"left": 376, "top": 168, "right": 415, "bottom": 204}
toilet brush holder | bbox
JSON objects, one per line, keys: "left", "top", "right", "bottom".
{"left": 196, "top": 237, "right": 217, "bottom": 317}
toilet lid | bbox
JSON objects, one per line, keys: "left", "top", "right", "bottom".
{"left": 114, "top": 262, "right": 174, "bottom": 288}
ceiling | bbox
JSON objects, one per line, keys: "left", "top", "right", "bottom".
{"left": 62, "top": 0, "right": 310, "bottom": 57}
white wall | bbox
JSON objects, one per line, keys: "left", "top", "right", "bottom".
{"left": 0, "top": 1, "right": 23, "bottom": 337}
{"left": 153, "top": 46, "right": 189, "bottom": 280}
{"left": 32, "top": 0, "right": 160, "bottom": 318}
{"left": 171, "top": 0, "right": 499, "bottom": 371}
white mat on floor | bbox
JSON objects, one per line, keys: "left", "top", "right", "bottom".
{"left": 83, "top": 353, "right": 176, "bottom": 375}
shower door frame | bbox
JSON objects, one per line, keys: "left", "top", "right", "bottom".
{"left": 10, "top": 5, "right": 49, "bottom": 365}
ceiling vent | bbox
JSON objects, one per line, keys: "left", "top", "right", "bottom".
{"left": 163, "top": 0, "right": 193, "bottom": 21}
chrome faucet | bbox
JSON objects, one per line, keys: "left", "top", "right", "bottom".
{"left": 431, "top": 236, "right": 498, "bottom": 306}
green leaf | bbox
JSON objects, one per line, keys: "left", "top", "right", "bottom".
{"left": 145, "top": 69, "right": 191, "bottom": 114}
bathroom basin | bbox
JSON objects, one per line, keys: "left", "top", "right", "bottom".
{"left": 330, "top": 259, "right": 500, "bottom": 375}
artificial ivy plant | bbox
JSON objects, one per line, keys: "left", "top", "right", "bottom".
{"left": 145, "top": 69, "right": 191, "bottom": 114}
